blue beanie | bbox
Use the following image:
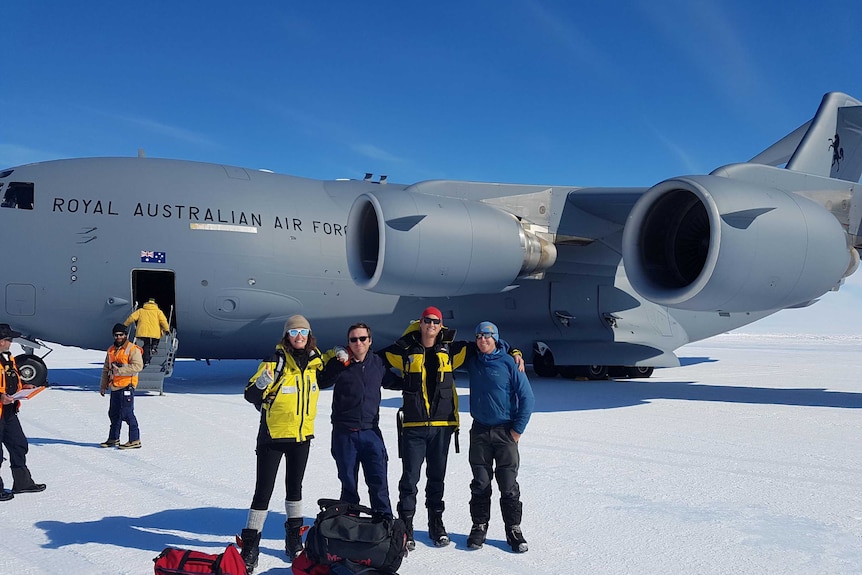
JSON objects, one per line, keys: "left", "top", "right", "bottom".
{"left": 475, "top": 321, "right": 499, "bottom": 342}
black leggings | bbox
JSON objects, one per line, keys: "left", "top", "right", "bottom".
{"left": 250, "top": 441, "right": 311, "bottom": 510}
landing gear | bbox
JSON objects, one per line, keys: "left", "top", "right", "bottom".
{"left": 583, "top": 365, "right": 608, "bottom": 380}
{"left": 15, "top": 354, "right": 48, "bottom": 387}
{"left": 531, "top": 342, "right": 558, "bottom": 378}
{"left": 625, "top": 366, "right": 654, "bottom": 378}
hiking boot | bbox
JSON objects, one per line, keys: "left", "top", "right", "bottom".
{"left": 12, "top": 467, "right": 46, "bottom": 494}
{"left": 285, "top": 518, "right": 304, "bottom": 559}
{"left": 399, "top": 511, "right": 415, "bottom": 551}
{"left": 239, "top": 528, "right": 261, "bottom": 573}
{"left": 467, "top": 522, "right": 488, "bottom": 549}
{"left": 505, "top": 524, "right": 528, "bottom": 553}
{"left": 428, "top": 510, "right": 450, "bottom": 547}
{"left": 118, "top": 439, "right": 141, "bottom": 449}
{"left": 0, "top": 490, "right": 13, "bottom": 502}
{"left": 99, "top": 439, "right": 120, "bottom": 448}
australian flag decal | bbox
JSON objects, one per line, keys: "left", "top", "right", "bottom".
{"left": 140, "top": 250, "right": 166, "bottom": 264}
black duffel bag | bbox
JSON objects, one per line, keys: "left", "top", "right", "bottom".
{"left": 305, "top": 499, "right": 407, "bottom": 574}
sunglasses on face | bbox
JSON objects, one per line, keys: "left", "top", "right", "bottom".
{"left": 349, "top": 336, "right": 369, "bottom": 343}
{"left": 422, "top": 317, "right": 441, "bottom": 325}
{"left": 475, "top": 333, "right": 495, "bottom": 340}
{"left": 113, "top": 333, "right": 126, "bottom": 338}
{"left": 287, "top": 328, "right": 309, "bottom": 337}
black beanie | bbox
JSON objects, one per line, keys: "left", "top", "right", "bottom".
{"left": 112, "top": 323, "right": 127, "bottom": 335}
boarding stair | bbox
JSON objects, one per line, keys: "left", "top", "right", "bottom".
{"left": 128, "top": 302, "right": 179, "bottom": 395}
{"left": 135, "top": 329, "right": 179, "bottom": 395}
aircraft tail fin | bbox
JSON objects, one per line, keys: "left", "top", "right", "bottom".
{"left": 750, "top": 92, "right": 862, "bottom": 183}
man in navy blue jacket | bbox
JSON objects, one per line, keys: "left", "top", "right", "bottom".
{"left": 464, "top": 321, "right": 535, "bottom": 553}
{"left": 320, "top": 322, "right": 393, "bottom": 516}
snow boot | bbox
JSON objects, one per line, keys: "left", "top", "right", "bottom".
{"left": 398, "top": 507, "right": 415, "bottom": 551}
{"left": 12, "top": 467, "right": 46, "bottom": 494}
{"left": 467, "top": 522, "right": 488, "bottom": 549}
{"left": 428, "top": 509, "right": 450, "bottom": 547}
{"left": 505, "top": 524, "right": 528, "bottom": 553}
{"left": 0, "top": 479, "right": 13, "bottom": 501}
{"left": 239, "top": 528, "right": 261, "bottom": 573}
{"left": 285, "top": 517, "right": 304, "bottom": 559}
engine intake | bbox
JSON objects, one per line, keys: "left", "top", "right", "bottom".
{"left": 621, "top": 175, "right": 853, "bottom": 312}
{"left": 347, "top": 189, "right": 556, "bottom": 296}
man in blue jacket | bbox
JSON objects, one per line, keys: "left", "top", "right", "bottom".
{"left": 464, "top": 321, "right": 535, "bottom": 553}
{"left": 320, "top": 322, "right": 393, "bottom": 516}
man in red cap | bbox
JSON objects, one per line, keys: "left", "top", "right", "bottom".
{"left": 379, "top": 306, "right": 462, "bottom": 549}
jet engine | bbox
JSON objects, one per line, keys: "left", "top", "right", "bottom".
{"left": 346, "top": 189, "right": 556, "bottom": 296}
{"left": 621, "top": 175, "right": 854, "bottom": 312}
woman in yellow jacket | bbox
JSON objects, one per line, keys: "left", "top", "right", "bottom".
{"left": 238, "top": 314, "right": 342, "bottom": 573}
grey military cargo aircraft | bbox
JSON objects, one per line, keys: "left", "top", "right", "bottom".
{"left": 2, "top": 92, "right": 861, "bottom": 386}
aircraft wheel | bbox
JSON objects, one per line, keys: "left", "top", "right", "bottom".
{"left": 15, "top": 354, "right": 48, "bottom": 387}
{"left": 585, "top": 365, "right": 608, "bottom": 380}
{"left": 626, "top": 366, "right": 654, "bottom": 378}
{"left": 531, "top": 348, "right": 558, "bottom": 378}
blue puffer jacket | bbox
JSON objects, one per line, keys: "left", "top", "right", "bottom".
{"left": 464, "top": 339, "right": 535, "bottom": 435}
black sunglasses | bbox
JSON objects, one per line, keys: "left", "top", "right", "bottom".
{"left": 422, "top": 317, "right": 441, "bottom": 325}
{"left": 349, "top": 336, "right": 369, "bottom": 343}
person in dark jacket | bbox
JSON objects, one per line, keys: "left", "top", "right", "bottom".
{"left": 379, "top": 306, "right": 466, "bottom": 549}
{"left": 0, "top": 323, "right": 46, "bottom": 500}
{"left": 320, "top": 322, "right": 393, "bottom": 515}
{"left": 463, "top": 321, "right": 535, "bottom": 553}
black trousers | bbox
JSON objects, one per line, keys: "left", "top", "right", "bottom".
{"left": 397, "top": 426, "right": 453, "bottom": 515}
{"left": 250, "top": 440, "right": 311, "bottom": 510}
{"left": 0, "top": 412, "right": 29, "bottom": 471}
{"left": 468, "top": 423, "right": 521, "bottom": 523}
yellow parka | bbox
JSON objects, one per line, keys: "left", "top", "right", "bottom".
{"left": 124, "top": 302, "right": 169, "bottom": 339}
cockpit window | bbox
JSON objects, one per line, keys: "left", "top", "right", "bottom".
{"left": 1, "top": 182, "right": 34, "bottom": 210}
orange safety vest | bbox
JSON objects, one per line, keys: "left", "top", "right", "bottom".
{"left": 0, "top": 354, "right": 20, "bottom": 418}
{"left": 107, "top": 342, "right": 141, "bottom": 389}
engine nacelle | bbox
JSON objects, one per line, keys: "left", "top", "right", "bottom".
{"left": 346, "top": 189, "right": 556, "bottom": 296}
{"left": 621, "top": 175, "right": 853, "bottom": 312}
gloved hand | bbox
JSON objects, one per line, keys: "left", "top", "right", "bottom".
{"left": 254, "top": 367, "right": 274, "bottom": 389}
{"left": 335, "top": 346, "right": 349, "bottom": 365}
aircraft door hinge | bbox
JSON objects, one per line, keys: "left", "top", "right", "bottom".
{"left": 554, "top": 310, "right": 575, "bottom": 327}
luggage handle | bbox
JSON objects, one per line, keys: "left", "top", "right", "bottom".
{"left": 316, "top": 498, "right": 376, "bottom": 519}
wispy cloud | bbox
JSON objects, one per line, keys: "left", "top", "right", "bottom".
{"left": 637, "top": 0, "right": 768, "bottom": 108}
{"left": 522, "top": 2, "right": 621, "bottom": 84}
{"left": 350, "top": 143, "right": 406, "bottom": 163}
{"left": 645, "top": 124, "right": 703, "bottom": 174}
{"left": 0, "top": 143, "right": 62, "bottom": 169}
{"left": 76, "top": 105, "right": 218, "bottom": 148}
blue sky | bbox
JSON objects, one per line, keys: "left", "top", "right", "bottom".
{"left": 3, "top": 0, "right": 862, "bottom": 334}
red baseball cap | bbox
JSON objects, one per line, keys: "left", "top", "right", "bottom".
{"left": 421, "top": 306, "right": 443, "bottom": 320}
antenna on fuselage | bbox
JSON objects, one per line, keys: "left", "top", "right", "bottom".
{"left": 138, "top": 149, "right": 146, "bottom": 158}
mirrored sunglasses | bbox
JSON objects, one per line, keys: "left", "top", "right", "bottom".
{"left": 288, "top": 328, "right": 309, "bottom": 337}
{"left": 475, "top": 333, "right": 495, "bottom": 340}
{"left": 422, "top": 317, "right": 441, "bottom": 325}
{"left": 349, "top": 336, "right": 369, "bottom": 343}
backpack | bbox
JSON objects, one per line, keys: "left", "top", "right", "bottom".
{"left": 291, "top": 549, "right": 332, "bottom": 575}
{"left": 305, "top": 499, "right": 407, "bottom": 575}
{"left": 153, "top": 544, "right": 247, "bottom": 575}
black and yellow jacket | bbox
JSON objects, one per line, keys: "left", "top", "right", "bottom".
{"left": 379, "top": 321, "right": 471, "bottom": 429}
{"left": 245, "top": 344, "right": 337, "bottom": 444}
